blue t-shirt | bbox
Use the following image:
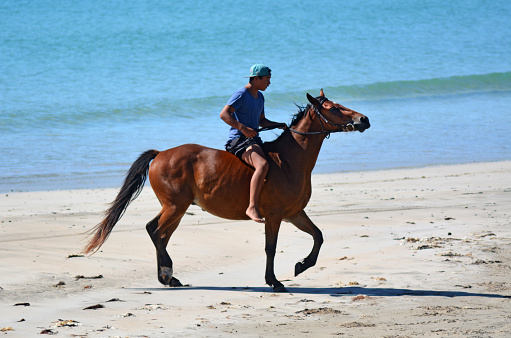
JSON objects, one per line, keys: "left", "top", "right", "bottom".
{"left": 226, "top": 87, "right": 265, "bottom": 140}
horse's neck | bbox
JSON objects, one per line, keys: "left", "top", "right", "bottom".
{"left": 271, "top": 125, "right": 327, "bottom": 174}
{"left": 292, "top": 133, "right": 326, "bottom": 172}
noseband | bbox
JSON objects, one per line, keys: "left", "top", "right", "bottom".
{"left": 290, "top": 96, "right": 355, "bottom": 136}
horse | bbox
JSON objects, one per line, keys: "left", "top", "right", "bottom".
{"left": 83, "top": 89, "right": 370, "bottom": 292}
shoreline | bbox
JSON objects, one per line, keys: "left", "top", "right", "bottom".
{"left": 1, "top": 160, "right": 510, "bottom": 336}
{"left": 2, "top": 159, "right": 509, "bottom": 194}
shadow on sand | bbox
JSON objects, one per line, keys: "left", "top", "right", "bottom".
{"left": 135, "top": 285, "right": 510, "bottom": 299}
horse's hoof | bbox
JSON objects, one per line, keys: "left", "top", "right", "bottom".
{"left": 273, "top": 284, "right": 288, "bottom": 293}
{"left": 158, "top": 266, "right": 173, "bottom": 285}
{"left": 295, "top": 262, "right": 304, "bottom": 276}
{"left": 169, "top": 277, "right": 183, "bottom": 287}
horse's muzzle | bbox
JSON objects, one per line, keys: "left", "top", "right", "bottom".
{"left": 354, "top": 116, "right": 370, "bottom": 132}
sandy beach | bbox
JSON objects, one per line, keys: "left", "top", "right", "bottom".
{"left": 1, "top": 161, "right": 510, "bottom": 337}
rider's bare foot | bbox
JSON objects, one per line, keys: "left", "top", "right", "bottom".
{"left": 246, "top": 206, "right": 265, "bottom": 223}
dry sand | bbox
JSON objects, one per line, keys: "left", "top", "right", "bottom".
{"left": 1, "top": 161, "right": 510, "bottom": 337}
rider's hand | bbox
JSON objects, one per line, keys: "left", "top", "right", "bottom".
{"left": 240, "top": 125, "right": 258, "bottom": 138}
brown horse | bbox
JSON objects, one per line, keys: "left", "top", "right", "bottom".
{"left": 83, "top": 89, "right": 370, "bottom": 292}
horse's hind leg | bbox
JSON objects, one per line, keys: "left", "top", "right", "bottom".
{"left": 146, "top": 211, "right": 185, "bottom": 286}
{"left": 285, "top": 210, "right": 324, "bottom": 276}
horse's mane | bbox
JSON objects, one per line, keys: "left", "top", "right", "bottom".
{"left": 290, "top": 103, "right": 311, "bottom": 128}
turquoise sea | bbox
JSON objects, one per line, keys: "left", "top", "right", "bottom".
{"left": 1, "top": 0, "right": 510, "bottom": 192}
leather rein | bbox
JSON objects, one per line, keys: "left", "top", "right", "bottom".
{"left": 256, "top": 96, "right": 355, "bottom": 136}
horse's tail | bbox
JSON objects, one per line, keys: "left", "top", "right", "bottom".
{"left": 83, "top": 149, "right": 160, "bottom": 254}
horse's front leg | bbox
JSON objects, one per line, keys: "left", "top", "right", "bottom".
{"left": 264, "top": 217, "right": 287, "bottom": 292}
{"left": 285, "top": 210, "right": 324, "bottom": 276}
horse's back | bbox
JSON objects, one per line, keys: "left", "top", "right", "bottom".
{"left": 148, "top": 144, "right": 253, "bottom": 219}
{"left": 150, "top": 143, "right": 249, "bottom": 176}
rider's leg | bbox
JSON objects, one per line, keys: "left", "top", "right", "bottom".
{"left": 241, "top": 144, "right": 268, "bottom": 223}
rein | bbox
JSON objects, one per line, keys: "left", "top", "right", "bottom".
{"left": 289, "top": 97, "right": 355, "bottom": 136}
{"left": 256, "top": 125, "right": 284, "bottom": 132}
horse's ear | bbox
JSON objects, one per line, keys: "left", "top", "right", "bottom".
{"left": 320, "top": 88, "right": 325, "bottom": 97}
{"left": 307, "top": 93, "right": 319, "bottom": 106}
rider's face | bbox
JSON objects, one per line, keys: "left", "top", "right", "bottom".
{"left": 255, "top": 75, "right": 271, "bottom": 91}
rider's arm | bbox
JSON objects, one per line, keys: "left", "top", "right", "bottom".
{"left": 259, "top": 113, "right": 287, "bottom": 129}
{"left": 220, "top": 105, "right": 258, "bottom": 138}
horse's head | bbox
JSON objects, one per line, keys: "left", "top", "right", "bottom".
{"left": 306, "top": 89, "right": 370, "bottom": 133}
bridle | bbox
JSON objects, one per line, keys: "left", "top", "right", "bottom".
{"left": 289, "top": 96, "right": 355, "bottom": 137}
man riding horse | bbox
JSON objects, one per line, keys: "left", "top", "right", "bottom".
{"left": 83, "top": 67, "right": 370, "bottom": 292}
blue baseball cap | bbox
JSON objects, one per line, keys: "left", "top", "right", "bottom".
{"left": 245, "top": 63, "right": 271, "bottom": 77}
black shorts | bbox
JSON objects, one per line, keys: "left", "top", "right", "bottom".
{"left": 225, "top": 136, "right": 263, "bottom": 159}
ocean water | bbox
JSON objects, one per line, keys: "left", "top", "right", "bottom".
{"left": 1, "top": 0, "right": 510, "bottom": 192}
